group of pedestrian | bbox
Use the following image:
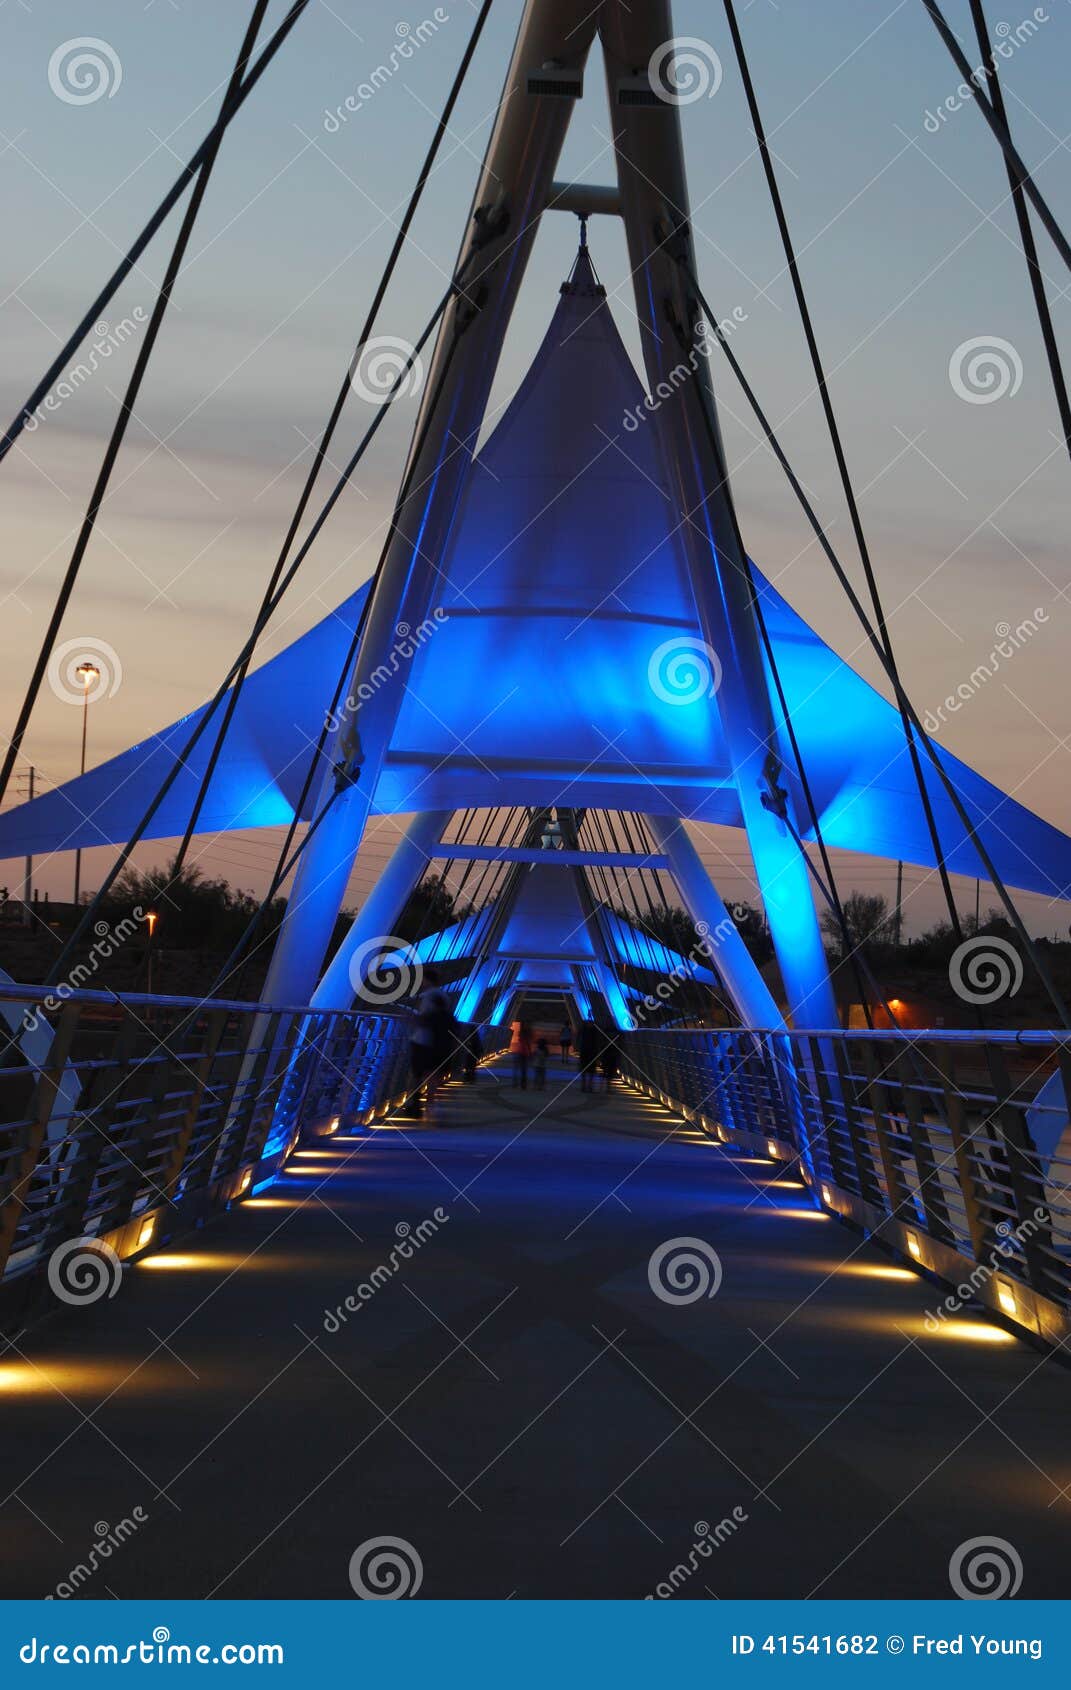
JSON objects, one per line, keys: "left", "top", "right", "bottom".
{"left": 576, "top": 1018, "right": 619, "bottom": 1093}
{"left": 404, "top": 968, "right": 482, "bottom": 1121}
{"left": 508, "top": 1020, "right": 548, "bottom": 1090}
{"left": 405, "top": 982, "right": 621, "bottom": 1120}
{"left": 512, "top": 1016, "right": 620, "bottom": 1094}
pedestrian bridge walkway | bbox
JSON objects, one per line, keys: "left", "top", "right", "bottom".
{"left": 1, "top": 1056, "right": 1067, "bottom": 1600}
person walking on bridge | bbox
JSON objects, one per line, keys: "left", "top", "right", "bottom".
{"left": 532, "top": 1037, "right": 549, "bottom": 1090}
{"left": 577, "top": 1019, "right": 600, "bottom": 1093}
{"left": 408, "top": 968, "right": 454, "bottom": 1121}
{"left": 509, "top": 1018, "right": 533, "bottom": 1089}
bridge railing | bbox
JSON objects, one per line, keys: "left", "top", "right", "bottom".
{"left": 618, "top": 1026, "right": 1071, "bottom": 1348}
{"left": 0, "top": 982, "right": 417, "bottom": 1320}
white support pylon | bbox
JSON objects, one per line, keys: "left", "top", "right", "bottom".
{"left": 311, "top": 810, "right": 450, "bottom": 1011}
{"left": 602, "top": 3, "right": 837, "bottom": 1029}
{"left": 644, "top": 814, "right": 782, "bottom": 1030}
{"left": 261, "top": 0, "right": 837, "bottom": 1032}
{"left": 260, "top": 2, "right": 600, "bottom": 1009}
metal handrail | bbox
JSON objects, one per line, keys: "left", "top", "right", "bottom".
{"left": 618, "top": 1024, "right": 1071, "bottom": 1343}
{"left": 0, "top": 982, "right": 421, "bottom": 1311}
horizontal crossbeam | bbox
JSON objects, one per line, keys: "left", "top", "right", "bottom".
{"left": 429, "top": 844, "right": 669, "bottom": 869}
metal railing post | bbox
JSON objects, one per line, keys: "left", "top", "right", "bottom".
{"left": 0, "top": 1002, "right": 81, "bottom": 1277}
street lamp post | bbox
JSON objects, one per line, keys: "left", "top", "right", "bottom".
{"left": 145, "top": 910, "right": 158, "bottom": 998}
{"left": 72, "top": 662, "right": 99, "bottom": 908}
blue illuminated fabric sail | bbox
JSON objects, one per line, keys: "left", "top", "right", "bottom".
{"left": 2, "top": 248, "right": 1068, "bottom": 901}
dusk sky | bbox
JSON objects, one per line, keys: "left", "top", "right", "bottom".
{"left": 1, "top": 0, "right": 1069, "bottom": 939}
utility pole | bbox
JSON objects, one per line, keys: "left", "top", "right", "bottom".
{"left": 894, "top": 859, "right": 903, "bottom": 947}
{"left": 72, "top": 662, "right": 98, "bottom": 908}
{"left": 21, "top": 764, "right": 34, "bottom": 926}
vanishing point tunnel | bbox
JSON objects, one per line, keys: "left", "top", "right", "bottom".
{"left": 3, "top": 0, "right": 1071, "bottom": 1611}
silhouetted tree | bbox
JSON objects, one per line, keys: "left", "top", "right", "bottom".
{"left": 101, "top": 856, "right": 285, "bottom": 951}
{"left": 395, "top": 873, "right": 471, "bottom": 943}
{"left": 820, "top": 892, "right": 895, "bottom": 958}
{"left": 728, "top": 900, "right": 774, "bottom": 964}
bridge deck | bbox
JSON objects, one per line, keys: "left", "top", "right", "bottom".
{"left": 1, "top": 1058, "right": 1067, "bottom": 1599}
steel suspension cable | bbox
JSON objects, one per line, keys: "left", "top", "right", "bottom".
{"left": 209, "top": 310, "right": 481, "bottom": 1000}
{"left": 665, "top": 288, "right": 883, "bottom": 1023}
{"left": 684, "top": 266, "right": 1071, "bottom": 1028}
{"left": 45, "top": 285, "right": 458, "bottom": 988}
{"left": 920, "top": 0, "right": 1071, "bottom": 274}
{"left": 968, "top": 0, "right": 1071, "bottom": 463}
{"left": 0, "top": 0, "right": 272, "bottom": 812}
{"left": 173, "top": 0, "right": 498, "bottom": 868}
{"left": 721, "top": 0, "right": 963, "bottom": 948}
{"left": 0, "top": 0, "right": 313, "bottom": 468}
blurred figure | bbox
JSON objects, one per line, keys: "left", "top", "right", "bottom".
{"left": 461, "top": 1022, "right": 483, "bottom": 1083}
{"left": 533, "top": 1037, "right": 549, "bottom": 1090}
{"left": 407, "top": 968, "right": 454, "bottom": 1121}
{"left": 558, "top": 1022, "right": 573, "bottom": 1063}
{"left": 601, "top": 1029, "right": 620, "bottom": 1091}
{"left": 510, "top": 1018, "right": 533, "bottom": 1089}
{"left": 577, "top": 1019, "right": 600, "bottom": 1093}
